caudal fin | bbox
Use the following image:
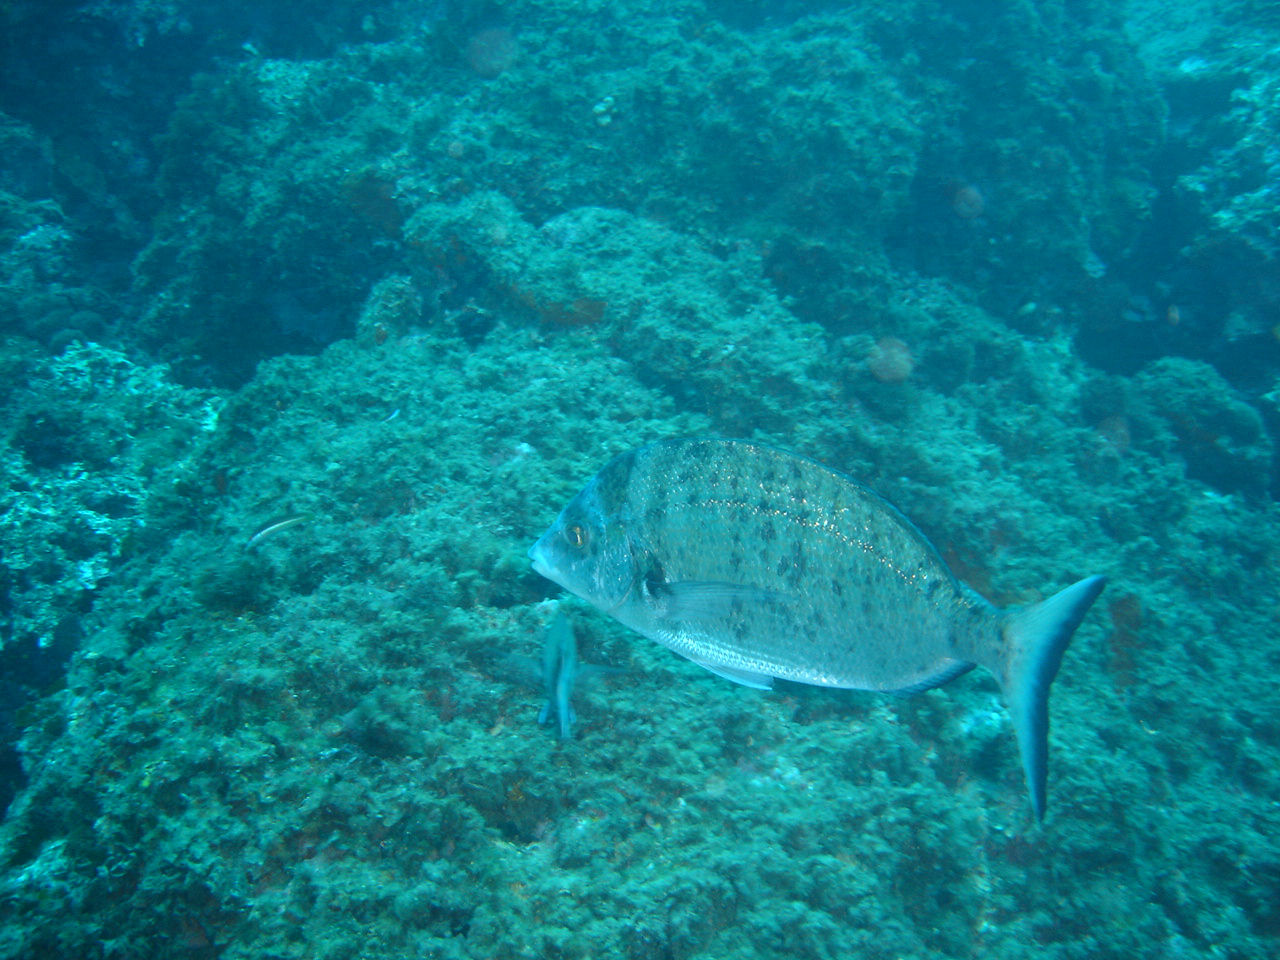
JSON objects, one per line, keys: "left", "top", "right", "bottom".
{"left": 1000, "top": 575, "right": 1106, "bottom": 820}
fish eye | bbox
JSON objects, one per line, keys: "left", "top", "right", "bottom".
{"left": 564, "top": 524, "right": 588, "bottom": 549}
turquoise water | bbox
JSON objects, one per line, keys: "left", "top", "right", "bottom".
{"left": 1, "top": 2, "right": 1277, "bottom": 958}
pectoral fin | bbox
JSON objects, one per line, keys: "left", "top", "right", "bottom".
{"left": 658, "top": 580, "right": 794, "bottom": 622}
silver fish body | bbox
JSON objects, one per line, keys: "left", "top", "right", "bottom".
{"left": 529, "top": 438, "right": 1105, "bottom": 818}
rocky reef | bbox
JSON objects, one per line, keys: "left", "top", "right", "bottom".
{"left": 0, "top": 2, "right": 1277, "bottom": 958}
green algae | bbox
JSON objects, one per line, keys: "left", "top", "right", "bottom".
{"left": 0, "top": 3, "right": 1278, "bottom": 960}
{"left": 0, "top": 341, "right": 221, "bottom": 655}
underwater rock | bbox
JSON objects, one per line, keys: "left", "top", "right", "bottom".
{"left": 1135, "top": 356, "right": 1273, "bottom": 496}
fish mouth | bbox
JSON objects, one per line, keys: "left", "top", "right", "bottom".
{"left": 527, "top": 539, "right": 555, "bottom": 580}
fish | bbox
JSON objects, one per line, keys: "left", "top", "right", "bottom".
{"left": 504, "top": 601, "right": 622, "bottom": 740}
{"left": 539, "top": 605, "right": 580, "bottom": 739}
{"left": 245, "top": 513, "right": 310, "bottom": 549}
{"left": 528, "top": 438, "right": 1106, "bottom": 818}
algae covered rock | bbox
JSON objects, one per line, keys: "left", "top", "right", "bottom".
{"left": 1134, "top": 356, "right": 1272, "bottom": 495}
{"left": 405, "top": 193, "right": 830, "bottom": 432}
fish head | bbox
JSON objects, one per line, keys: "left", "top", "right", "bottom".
{"left": 528, "top": 476, "right": 636, "bottom": 614}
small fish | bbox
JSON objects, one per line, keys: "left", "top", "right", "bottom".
{"left": 539, "top": 606, "right": 579, "bottom": 739}
{"left": 527, "top": 604, "right": 621, "bottom": 739}
{"left": 245, "top": 513, "right": 310, "bottom": 548}
{"left": 528, "top": 438, "right": 1106, "bottom": 817}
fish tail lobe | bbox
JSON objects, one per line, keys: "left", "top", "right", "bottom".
{"left": 999, "top": 575, "right": 1106, "bottom": 820}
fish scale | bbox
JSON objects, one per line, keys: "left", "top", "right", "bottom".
{"left": 618, "top": 441, "right": 968, "bottom": 690}
{"left": 529, "top": 437, "right": 1106, "bottom": 818}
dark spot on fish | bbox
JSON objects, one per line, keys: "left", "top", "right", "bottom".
{"left": 831, "top": 578, "right": 843, "bottom": 597}
{"left": 643, "top": 560, "right": 669, "bottom": 599}
{"left": 761, "top": 518, "right": 776, "bottom": 541}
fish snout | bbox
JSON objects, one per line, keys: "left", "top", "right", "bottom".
{"left": 528, "top": 536, "right": 554, "bottom": 579}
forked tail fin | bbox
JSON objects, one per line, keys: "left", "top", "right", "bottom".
{"left": 1000, "top": 575, "right": 1107, "bottom": 820}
